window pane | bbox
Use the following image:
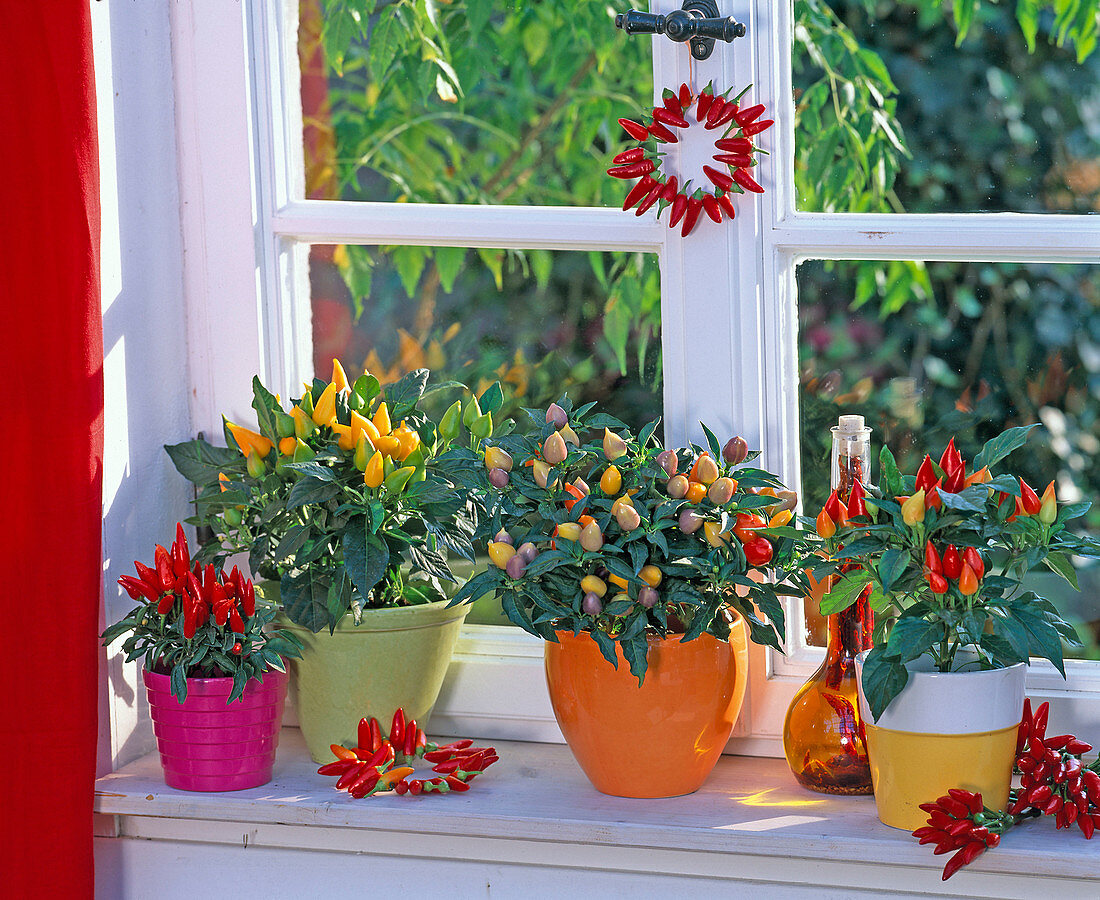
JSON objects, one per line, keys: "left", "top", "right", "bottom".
{"left": 793, "top": 1, "right": 1100, "bottom": 213}
{"left": 797, "top": 259, "right": 1100, "bottom": 655}
{"left": 306, "top": 244, "right": 662, "bottom": 625}
{"left": 298, "top": 1, "right": 651, "bottom": 206}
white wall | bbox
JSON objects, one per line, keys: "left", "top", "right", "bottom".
{"left": 94, "top": 0, "right": 194, "bottom": 772}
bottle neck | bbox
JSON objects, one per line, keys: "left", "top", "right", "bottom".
{"left": 824, "top": 589, "right": 874, "bottom": 661}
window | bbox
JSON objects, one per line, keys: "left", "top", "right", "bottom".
{"left": 170, "top": 1, "right": 1100, "bottom": 752}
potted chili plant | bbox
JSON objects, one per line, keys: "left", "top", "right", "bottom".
{"left": 815, "top": 425, "right": 1100, "bottom": 829}
{"left": 165, "top": 363, "right": 493, "bottom": 761}
{"left": 102, "top": 525, "right": 302, "bottom": 791}
{"left": 446, "top": 397, "right": 813, "bottom": 797}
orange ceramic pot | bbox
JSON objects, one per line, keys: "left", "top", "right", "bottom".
{"left": 544, "top": 615, "right": 749, "bottom": 798}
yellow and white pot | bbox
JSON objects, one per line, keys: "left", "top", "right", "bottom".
{"left": 855, "top": 654, "right": 1026, "bottom": 831}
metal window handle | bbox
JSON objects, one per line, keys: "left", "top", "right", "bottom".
{"left": 614, "top": 2, "right": 746, "bottom": 61}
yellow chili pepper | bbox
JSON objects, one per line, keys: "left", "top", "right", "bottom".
{"left": 1039, "top": 481, "right": 1057, "bottom": 525}
{"left": 312, "top": 382, "right": 338, "bottom": 427}
{"left": 218, "top": 472, "right": 230, "bottom": 492}
{"left": 488, "top": 542, "right": 516, "bottom": 570}
{"left": 816, "top": 509, "right": 835, "bottom": 539}
{"left": 580, "top": 575, "right": 607, "bottom": 597}
{"left": 554, "top": 522, "right": 582, "bottom": 543}
{"left": 607, "top": 573, "right": 629, "bottom": 591}
{"left": 378, "top": 767, "right": 416, "bottom": 789}
{"left": 484, "top": 446, "right": 513, "bottom": 471}
{"left": 331, "top": 422, "right": 356, "bottom": 451}
{"left": 901, "top": 489, "right": 926, "bottom": 526}
{"left": 331, "top": 358, "right": 349, "bottom": 392}
{"left": 383, "top": 465, "right": 416, "bottom": 494}
{"left": 226, "top": 422, "right": 274, "bottom": 459}
{"left": 350, "top": 410, "right": 379, "bottom": 447}
{"left": 373, "top": 434, "right": 401, "bottom": 458}
{"left": 278, "top": 436, "right": 297, "bottom": 456}
{"left": 769, "top": 508, "right": 793, "bottom": 528}
{"left": 372, "top": 401, "right": 391, "bottom": 436}
{"left": 703, "top": 521, "right": 729, "bottom": 548}
{"left": 353, "top": 434, "right": 371, "bottom": 471}
{"left": 639, "top": 565, "right": 662, "bottom": 587}
{"left": 600, "top": 466, "right": 622, "bottom": 495}
{"left": 291, "top": 406, "right": 315, "bottom": 440}
{"left": 394, "top": 424, "right": 420, "bottom": 460}
{"left": 363, "top": 451, "right": 385, "bottom": 488}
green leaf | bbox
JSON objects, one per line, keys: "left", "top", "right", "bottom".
{"left": 327, "top": 568, "right": 353, "bottom": 625}
{"left": 251, "top": 376, "right": 281, "bottom": 442}
{"left": 280, "top": 570, "right": 332, "bottom": 632}
{"left": 879, "top": 445, "right": 902, "bottom": 495}
{"left": 384, "top": 368, "right": 430, "bottom": 419}
{"left": 1043, "top": 552, "right": 1079, "bottom": 590}
{"left": 478, "top": 381, "right": 504, "bottom": 415}
{"left": 883, "top": 614, "right": 939, "bottom": 662}
{"left": 861, "top": 647, "right": 910, "bottom": 720}
{"left": 1009, "top": 598, "right": 1066, "bottom": 676}
{"left": 590, "top": 629, "right": 619, "bottom": 669}
{"left": 342, "top": 516, "right": 392, "bottom": 601}
{"left": 819, "top": 574, "right": 869, "bottom": 615}
{"left": 164, "top": 439, "right": 241, "bottom": 486}
{"left": 286, "top": 476, "right": 340, "bottom": 510}
{"left": 392, "top": 244, "right": 427, "bottom": 298}
{"left": 876, "top": 549, "right": 910, "bottom": 593}
{"left": 434, "top": 246, "right": 466, "bottom": 293}
{"left": 700, "top": 422, "right": 722, "bottom": 460}
{"left": 369, "top": 9, "right": 402, "bottom": 86}
{"left": 972, "top": 425, "right": 1037, "bottom": 472}
{"left": 274, "top": 524, "right": 312, "bottom": 562}
{"left": 171, "top": 664, "right": 189, "bottom": 702}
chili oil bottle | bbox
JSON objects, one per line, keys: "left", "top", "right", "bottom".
{"left": 782, "top": 414, "right": 875, "bottom": 794}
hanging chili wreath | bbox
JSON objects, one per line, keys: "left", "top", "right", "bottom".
{"left": 317, "top": 708, "right": 499, "bottom": 798}
{"left": 609, "top": 82, "right": 773, "bottom": 237}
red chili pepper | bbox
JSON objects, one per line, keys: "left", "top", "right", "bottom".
{"left": 942, "top": 840, "right": 985, "bottom": 880}
{"left": 943, "top": 463, "right": 967, "bottom": 494}
{"left": 622, "top": 175, "right": 656, "bottom": 211}
{"left": 732, "top": 168, "right": 765, "bottom": 193}
{"left": 847, "top": 481, "right": 867, "bottom": 518}
{"left": 369, "top": 717, "right": 383, "bottom": 753}
{"left": 613, "top": 147, "right": 646, "bottom": 165}
{"left": 716, "top": 191, "right": 736, "bottom": 219}
{"left": 734, "top": 104, "right": 765, "bottom": 127}
{"left": 703, "top": 165, "right": 734, "bottom": 191}
{"left": 924, "top": 541, "right": 943, "bottom": 575}
{"left": 357, "top": 718, "right": 373, "bottom": 752}
{"left": 423, "top": 748, "right": 454, "bottom": 763}
{"left": 741, "top": 118, "right": 774, "bottom": 137}
{"left": 634, "top": 178, "right": 664, "bottom": 215}
{"left": 659, "top": 175, "right": 679, "bottom": 201}
{"left": 317, "top": 759, "right": 358, "bottom": 777}
{"left": 403, "top": 719, "right": 418, "bottom": 757}
{"left": 713, "top": 153, "right": 753, "bottom": 167}
{"left": 653, "top": 106, "right": 689, "bottom": 129}
{"left": 716, "top": 137, "right": 753, "bottom": 153}
{"left": 445, "top": 776, "right": 471, "bottom": 792}
{"left": 118, "top": 575, "right": 158, "bottom": 603}
{"left": 702, "top": 194, "right": 723, "bottom": 223}
{"left": 939, "top": 438, "right": 963, "bottom": 476}
{"left": 438, "top": 739, "right": 474, "bottom": 751}
{"left": 947, "top": 789, "right": 983, "bottom": 816}
{"left": 618, "top": 118, "right": 649, "bottom": 141}
{"left": 942, "top": 545, "right": 963, "bottom": 580}
{"left": 962, "top": 547, "right": 985, "bottom": 580}
{"left": 696, "top": 89, "right": 714, "bottom": 122}
{"left": 668, "top": 192, "right": 689, "bottom": 228}
{"left": 708, "top": 102, "right": 739, "bottom": 130}
{"left": 336, "top": 762, "right": 368, "bottom": 791}
{"left": 705, "top": 97, "right": 727, "bottom": 128}
{"left": 662, "top": 91, "right": 681, "bottom": 113}
{"left": 390, "top": 708, "right": 406, "bottom": 748}
{"left": 678, "top": 82, "right": 692, "bottom": 108}
{"left": 1019, "top": 478, "right": 1041, "bottom": 515}
{"left": 926, "top": 571, "right": 949, "bottom": 594}
{"left": 607, "top": 159, "right": 656, "bottom": 179}
{"left": 433, "top": 759, "right": 461, "bottom": 775}
{"left": 154, "top": 545, "right": 173, "bottom": 591}
{"left": 677, "top": 195, "right": 704, "bottom": 236}
{"left": 915, "top": 455, "right": 938, "bottom": 492}
{"left": 348, "top": 766, "right": 381, "bottom": 796}
{"left": 646, "top": 119, "right": 678, "bottom": 143}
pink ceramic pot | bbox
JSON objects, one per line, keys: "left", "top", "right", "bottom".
{"left": 143, "top": 668, "right": 288, "bottom": 792}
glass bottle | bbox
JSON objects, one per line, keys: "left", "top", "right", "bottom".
{"left": 782, "top": 415, "right": 875, "bottom": 794}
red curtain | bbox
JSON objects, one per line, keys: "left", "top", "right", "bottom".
{"left": 0, "top": 1, "right": 102, "bottom": 896}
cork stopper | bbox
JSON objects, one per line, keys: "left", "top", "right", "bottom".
{"left": 836, "top": 414, "right": 866, "bottom": 434}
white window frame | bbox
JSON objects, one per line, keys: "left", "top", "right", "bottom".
{"left": 170, "top": 0, "right": 1100, "bottom": 755}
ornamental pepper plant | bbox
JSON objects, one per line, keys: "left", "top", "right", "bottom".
{"left": 166, "top": 362, "right": 497, "bottom": 632}
{"left": 101, "top": 525, "right": 303, "bottom": 702}
{"left": 814, "top": 425, "right": 1100, "bottom": 718}
{"left": 445, "top": 396, "right": 815, "bottom": 682}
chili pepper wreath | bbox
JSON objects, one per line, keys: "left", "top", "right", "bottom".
{"left": 610, "top": 82, "right": 773, "bottom": 237}
{"left": 317, "top": 708, "right": 499, "bottom": 798}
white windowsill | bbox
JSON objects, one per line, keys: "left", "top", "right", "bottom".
{"left": 95, "top": 728, "right": 1098, "bottom": 898}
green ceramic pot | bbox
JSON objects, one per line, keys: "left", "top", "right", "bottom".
{"left": 278, "top": 599, "right": 470, "bottom": 763}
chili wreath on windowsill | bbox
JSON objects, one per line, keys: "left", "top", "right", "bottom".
{"left": 610, "top": 82, "right": 773, "bottom": 237}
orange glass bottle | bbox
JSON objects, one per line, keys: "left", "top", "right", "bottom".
{"left": 782, "top": 415, "right": 874, "bottom": 794}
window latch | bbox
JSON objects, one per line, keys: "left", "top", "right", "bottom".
{"left": 615, "top": 2, "right": 746, "bottom": 61}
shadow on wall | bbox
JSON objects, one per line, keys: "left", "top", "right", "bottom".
{"left": 95, "top": 0, "right": 196, "bottom": 772}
